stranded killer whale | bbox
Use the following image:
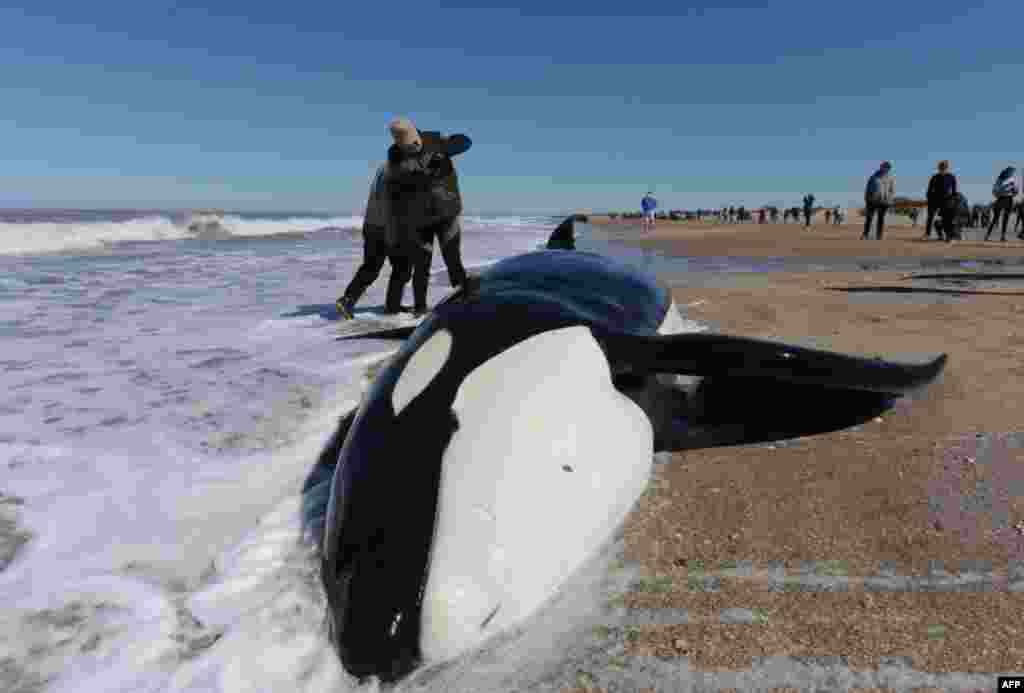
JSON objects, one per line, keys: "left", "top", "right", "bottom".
{"left": 316, "top": 249, "right": 947, "bottom": 683}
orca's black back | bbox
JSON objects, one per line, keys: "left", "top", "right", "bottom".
{"left": 474, "top": 251, "right": 671, "bottom": 336}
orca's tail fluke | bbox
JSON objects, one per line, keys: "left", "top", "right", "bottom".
{"left": 601, "top": 331, "right": 947, "bottom": 397}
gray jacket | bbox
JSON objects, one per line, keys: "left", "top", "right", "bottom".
{"left": 865, "top": 172, "right": 895, "bottom": 206}
{"left": 362, "top": 164, "right": 398, "bottom": 247}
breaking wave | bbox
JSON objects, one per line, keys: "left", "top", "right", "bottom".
{"left": 0, "top": 214, "right": 364, "bottom": 256}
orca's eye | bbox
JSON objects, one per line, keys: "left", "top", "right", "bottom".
{"left": 392, "top": 329, "right": 453, "bottom": 415}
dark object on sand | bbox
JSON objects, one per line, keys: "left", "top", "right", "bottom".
{"left": 940, "top": 192, "right": 970, "bottom": 240}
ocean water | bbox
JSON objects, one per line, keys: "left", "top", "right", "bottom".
{"left": 0, "top": 210, "right": 586, "bottom": 693}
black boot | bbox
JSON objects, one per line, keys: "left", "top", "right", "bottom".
{"left": 335, "top": 295, "right": 355, "bottom": 320}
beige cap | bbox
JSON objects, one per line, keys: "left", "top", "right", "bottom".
{"left": 388, "top": 117, "right": 421, "bottom": 149}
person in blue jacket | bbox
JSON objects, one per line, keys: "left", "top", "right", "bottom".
{"left": 641, "top": 192, "right": 658, "bottom": 232}
{"left": 986, "top": 166, "right": 1019, "bottom": 242}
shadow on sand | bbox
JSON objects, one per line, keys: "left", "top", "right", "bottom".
{"left": 280, "top": 304, "right": 343, "bottom": 321}
{"left": 828, "top": 286, "right": 1024, "bottom": 297}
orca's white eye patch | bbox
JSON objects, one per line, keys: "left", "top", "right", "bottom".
{"left": 392, "top": 329, "right": 453, "bottom": 415}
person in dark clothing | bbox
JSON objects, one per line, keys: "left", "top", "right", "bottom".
{"left": 336, "top": 164, "right": 413, "bottom": 318}
{"left": 862, "top": 161, "right": 895, "bottom": 240}
{"left": 985, "top": 166, "right": 1019, "bottom": 242}
{"left": 924, "top": 161, "right": 957, "bottom": 242}
{"left": 1014, "top": 200, "right": 1024, "bottom": 239}
{"left": 385, "top": 118, "right": 479, "bottom": 314}
{"left": 802, "top": 194, "right": 815, "bottom": 227}
{"left": 935, "top": 165, "right": 959, "bottom": 243}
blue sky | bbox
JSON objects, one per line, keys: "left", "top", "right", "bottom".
{"left": 0, "top": 1, "right": 1021, "bottom": 213}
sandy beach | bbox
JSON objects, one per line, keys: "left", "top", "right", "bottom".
{"left": 581, "top": 218, "right": 1024, "bottom": 680}
{"left": 590, "top": 215, "right": 1024, "bottom": 261}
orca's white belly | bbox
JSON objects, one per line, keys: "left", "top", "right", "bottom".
{"left": 419, "top": 326, "right": 653, "bottom": 662}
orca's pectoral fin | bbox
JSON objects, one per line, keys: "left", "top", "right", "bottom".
{"left": 620, "top": 374, "right": 896, "bottom": 452}
{"left": 602, "top": 331, "right": 947, "bottom": 397}
{"left": 301, "top": 408, "right": 358, "bottom": 545}
{"left": 670, "top": 377, "right": 895, "bottom": 450}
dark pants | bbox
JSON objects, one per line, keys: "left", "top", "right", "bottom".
{"left": 803, "top": 208, "right": 812, "bottom": 227}
{"left": 938, "top": 205, "right": 957, "bottom": 240}
{"left": 924, "top": 204, "right": 941, "bottom": 238}
{"left": 342, "top": 232, "right": 412, "bottom": 311}
{"left": 409, "top": 219, "right": 468, "bottom": 311}
{"left": 986, "top": 197, "right": 1014, "bottom": 240}
{"left": 862, "top": 204, "right": 888, "bottom": 239}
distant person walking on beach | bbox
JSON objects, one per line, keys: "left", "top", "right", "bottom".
{"left": 930, "top": 161, "right": 958, "bottom": 243}
{"left": 985, "top": 166, "right": 1018, "bottom": 242}
{"left": 802, "top": 194, "right": 815, "bottom": 227}
{"left": 862, "top": 161, "right": 895, "bottom": 240}
{"left": 833, "top": 205, "right": 842, "bottom": 225}
{"left": 641, "top": 192, "right": 658, "bottom": 232}
{"left": 924, "top": 161, "right": 954, "bottom": 240}
{"left": 385, "top": 117, "right": 478, "bottom": 315}
{"left": 824, "top": 209, "right": 832, "bottom": 225}
{"left": 335, "top": 164, "right": 413, "bottom": 318}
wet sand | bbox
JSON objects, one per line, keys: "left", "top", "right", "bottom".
{"left": 583, "top": 219, "right": 1024, "bottom": 680}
